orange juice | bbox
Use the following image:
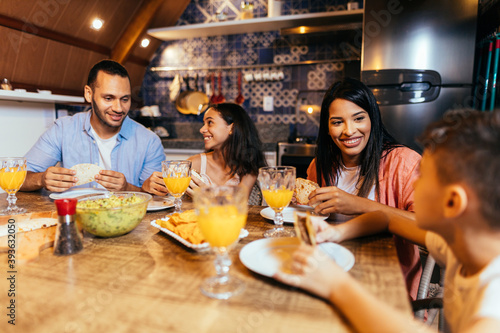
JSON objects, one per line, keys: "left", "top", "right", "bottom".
{"left": 262, "top": 188, "right": 293, "bottom": 211}
{"left": 197, "top": 205, "right": 246, "bottom": 247}
{"left": 163, "top": 176, "right": 191, "bottom": 196}
{"left": 0, "top": 169, "right": 27, "bottom": 194}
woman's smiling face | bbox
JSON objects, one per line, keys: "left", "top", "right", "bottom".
{"left": 328, "top": 98, "right": 372, "bottom": 167}
{"left": 200, "top": 108, "right": 232, "bottom": 151}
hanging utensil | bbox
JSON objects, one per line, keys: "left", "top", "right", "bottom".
{"left": 185, "top": 74, "right": 209, "bottom": 115}
{"left": 216, "top": 72, "right": 225, "bottom": 103}
{"left": 205, "top": 74, "right": 212, "bottom": 98}
{"left": 176, "top": 76, "right": 192, "bottom": 114}
{"left": 481, "top": 40, "right": 494, "bottom": 111}
{"left": 169, "top": 74, "right": 182, "bottom": 102}
{"left": 489, "top": 35, "right": 500, "bottom": 111}
{"left": 210, "top": 73, "right": 217, "bottom": 104}
{"left": 235, "top": 71, "right": 245, "bottom": 105}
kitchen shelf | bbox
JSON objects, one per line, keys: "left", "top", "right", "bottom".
{"left": 147, "top": 9, "right": 363, "bottom": 41}
{"left": 0, "top": 89, "right": 85, "bottom": 104}
{"left": 150, "top": 57, "right": 358, "bottom": 73}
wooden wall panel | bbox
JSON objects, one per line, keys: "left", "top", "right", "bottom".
{"left": 54, "top": 0, "right": 101, "bottom": 40}
{"left": 62, "top": 46, "right": 96, "bottom": 92}
{"left": 10, "top": 33, "right": 50, "bottom": 86}
{"left": 126, "top": 61, "right": 148, "bottom": 92}
{"left": 130, "top": 37, "right": 161, "bottom": 60}
{"left": 0, "top": 0, "right": 190, "bottom": 97}
{"left": 39, "top": 40, "right": 70, "bottom": 88}
{"left": 0, "top": 26, "right": 19, "bottom": 80}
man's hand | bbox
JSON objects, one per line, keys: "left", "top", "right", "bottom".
{"left": 41, "top": 166, "right": 77, "bottom": 192}
{"left": 95, "top": 170, "right": 129, "bottom": 191}
{"left": 142, "top": 171, "right": 168, "bottom": 195}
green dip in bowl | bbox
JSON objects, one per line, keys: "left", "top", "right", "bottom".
{"left": 76, "top": 191, "right": 152, "bottom": 237}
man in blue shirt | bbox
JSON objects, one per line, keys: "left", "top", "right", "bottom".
{"left": 21, "top": 60, "right": 165, "bottom": 192}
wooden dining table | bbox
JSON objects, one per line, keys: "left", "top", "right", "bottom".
{"left": 0, "top": 191, "right": 411, "bottom": 333}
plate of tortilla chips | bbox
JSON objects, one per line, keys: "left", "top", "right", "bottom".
{"left": 151, "top": 209, "right": 248, "bottom": 251}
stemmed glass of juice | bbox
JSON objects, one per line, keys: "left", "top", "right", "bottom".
{"left": 258, "top": 166, "right": 296, "bottom": 238}
{"left": 0, "top": 157, "right": 27, "bottom": 215}
{"left": 162, "top": 160, "right": 192, "bottom": 214}
{"left": 193, "top": 185, "right": 247, "bottom": 299}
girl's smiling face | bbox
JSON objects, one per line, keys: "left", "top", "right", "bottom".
{"left": 328, "top": 98, "right": 372, "bottom": 167}
{"left": 200, "top": 108, "right": 232, "bottom": 150}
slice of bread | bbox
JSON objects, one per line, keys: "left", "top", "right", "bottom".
{"left": 294, "top": 211, "right": 316, "bottom": 246}
{"left": 295, "top": 178, "right": 319, "bottom": 206}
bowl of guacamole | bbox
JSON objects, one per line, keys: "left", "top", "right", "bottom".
{"left": 76, "top": 191, "right": 152, "bottom": 237}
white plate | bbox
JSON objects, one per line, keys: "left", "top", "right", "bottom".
{"left": 239, "top": 237, "right": 355, "bottom": 277}
{"left": 49, "top": 188, "right": 108, "bottom": 200}
{"left": 37, "top": 89, "right": 52, "bottom": 94}
{"left": 150, "top": 218, "right": 249, "bottom": 252}
{"left": 260, "top": 206, "right": 328, "bottom": 224}
{"left": 147, "top": 196, "right": 175, "bottom": 211}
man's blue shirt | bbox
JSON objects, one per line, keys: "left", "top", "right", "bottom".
{"left": 25, "top": 111, "right": 165, "bottom": 187}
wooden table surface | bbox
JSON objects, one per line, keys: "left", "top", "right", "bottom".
{"left": 1, "top": 191, "right": 411, "bottom": 333}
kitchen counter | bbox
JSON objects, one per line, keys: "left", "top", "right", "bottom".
{"left": 0, "top": 191, "right": 411, "bottom": 332}
{"left": 162, "top": 138, "right": 278, "bottom": 152}
{"left": 0, "top": 91, "right": 84, "bottom": 156}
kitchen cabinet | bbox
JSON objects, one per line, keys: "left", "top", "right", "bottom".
{"left": 148, "top": 9, "right": 363, "bottom": 41}
{"left": 164, "top": 148, "right": 276, "bottom": 167}
{"left": 0, "top": 90, "right": 84, "bottom": 156}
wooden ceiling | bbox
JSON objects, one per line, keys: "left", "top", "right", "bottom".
{"left": 0, "top": 0, "right": 190, "bottom": 103}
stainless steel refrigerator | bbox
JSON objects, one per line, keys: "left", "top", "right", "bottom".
{"left": 361, "top": 0, "right": 478, "bottom": 151}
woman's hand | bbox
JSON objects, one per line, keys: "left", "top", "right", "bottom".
{"left": 141, "top": 171, "right": 168, "bottom": 196}
{"left": 273, "top": 244, "right": 350, "bottom": 300}
{"left": 309, "top": 186, "right": 365, "bottom": 216}
{"left": 186, "top": 175, "right": 205, "bottom": 197}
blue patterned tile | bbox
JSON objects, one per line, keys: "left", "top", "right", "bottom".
{"left": 142, "top": 0, "right": 359, "bottom": 131}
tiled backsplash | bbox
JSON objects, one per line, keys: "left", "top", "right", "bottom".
{"left": 141, "top": 0, "right": 362, "bottom": 142}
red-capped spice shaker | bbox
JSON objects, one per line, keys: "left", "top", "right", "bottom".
{"left": 54, "top": 198, "right": 83, "bottom": 256}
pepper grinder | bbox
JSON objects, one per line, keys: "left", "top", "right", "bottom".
{"left": 54, "top": 198, "right": 83, "bottom": 256}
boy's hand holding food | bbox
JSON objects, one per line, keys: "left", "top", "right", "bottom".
{"left": 273, "top": 244, "right": 351, "bottom": 301}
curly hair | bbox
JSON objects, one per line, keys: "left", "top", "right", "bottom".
{"left": 315, "top": 78, "right": 401, "bottom": 198}
{"left": 418, "top": 109, "right": 500, "bottom": 227}
{"left": 209, "top": 103, "right": 267, "bottom": 177}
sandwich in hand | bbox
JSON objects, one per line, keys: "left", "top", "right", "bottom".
{"left": 295, "top": 178, "right": 320, "bottom": 206}
{"left": 294, "top": 211, "right": 316, "bottom": 246}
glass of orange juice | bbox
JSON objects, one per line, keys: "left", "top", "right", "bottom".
{"left": 194, "top": 185, "right": 248, "bottom": 299}
{"left": 258, "top": 166, "right": 296, "bottom": 238}
{"left": 0, "top": 157, "right": 27, "bottom": 215}
{"left": 162, "top": 160, "right": 192, "bottom": 214}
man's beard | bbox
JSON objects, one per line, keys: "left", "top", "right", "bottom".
{"left": 92, "top": 98, "right": 125, "bottom": 129}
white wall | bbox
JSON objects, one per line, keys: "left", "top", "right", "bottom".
{"left": 0, "top": 100, "right": 56, "bottom": 157}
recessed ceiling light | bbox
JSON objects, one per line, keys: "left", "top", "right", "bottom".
{"left": 141, "top": 38, "right": 150, "bottom": 48}
{"left": 91, "top": 18, "right": 104, "bottom": 31}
